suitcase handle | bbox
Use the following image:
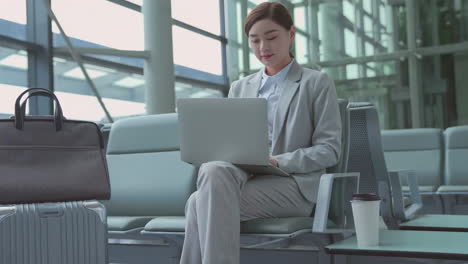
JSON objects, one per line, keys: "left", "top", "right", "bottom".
{"left": 14, "top": 88, "right": 65, "bottom": 131}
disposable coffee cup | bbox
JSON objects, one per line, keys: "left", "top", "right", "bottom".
{"left": 351, "top": 193, "right": 381, "bottom": 247}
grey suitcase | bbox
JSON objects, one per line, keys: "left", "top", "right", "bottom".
{"left": 0, "top": 200, "right": 107, "bottom": 264}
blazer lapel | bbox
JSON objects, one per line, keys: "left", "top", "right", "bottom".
{"left": 272, "top": 61, "right": 302, "bottom": 150}
{"left": 244, "top": 71, "right": 262, "bottom": 98}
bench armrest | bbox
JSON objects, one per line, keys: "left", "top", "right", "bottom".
{"left": 312, "top": 172, "right": 359, "bottom": 233}
{"left": 388, "top": 170, "right": 422, "bottom": 221}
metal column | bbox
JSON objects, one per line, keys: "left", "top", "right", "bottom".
{"left": 143, "top": 0, "right": 176, "bottom": 114}
{"left": 27, "top": 0, "right": 53, "bottom": 115}
{"left": 307, "top": 0, "right": 320, "bottom": 65}
{"left": 225, "top": 0, "right": 241, "bottom": 85}
{"left": 405, "top": 0, "right": 424, "bottom": 127}
{"left": 319, "top": 0, "right": 345, "bottom": 79}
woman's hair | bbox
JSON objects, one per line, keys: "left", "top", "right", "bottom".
{"left": 244, "top": 2, "right": 293, "bottom": 36}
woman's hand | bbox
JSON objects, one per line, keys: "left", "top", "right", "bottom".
{"left": 269, "top": 156, "right": 279, "bottom": 167}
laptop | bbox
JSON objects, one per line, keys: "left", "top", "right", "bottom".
{"left": 177, "top": 98, "right": 290, "bottom": 177}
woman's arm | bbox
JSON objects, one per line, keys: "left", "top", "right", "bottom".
{"left": 273, "top": 73, "right": 342, "bottom": 174}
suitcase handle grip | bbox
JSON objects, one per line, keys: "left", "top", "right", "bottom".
{"left": 37, "top": 203, "right": 64, "bottom": 218}
{"left": 14, "top": 88, "right": 64, "bottom": 131}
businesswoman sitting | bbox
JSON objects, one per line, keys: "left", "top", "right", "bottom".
{"left": 180, "top": 2, "right": 341, "bottom": 264}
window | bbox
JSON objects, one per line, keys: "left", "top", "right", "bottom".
{"left": 343, "top": 0, "right": 355, "bottom": 23}
{"left": 54, "top": 57, "right": 145, "bottom": 122}
{"left": 293, "top": 6, "right": 306, "bottom": 31}
{"left": 295, "top": 33, "right": 309, "bottom": 64}
{"left": 346, "top": 64, "right": 358, "bottom": 79}
{"left": 0, "top": 47, "right": 28, "bottom": 116}
{"left": 52, "top": 0, "right": 144, "bottom": 50}
{"left": 364, "top": 15, "right": 373, "bottom": 37}
{"left": 363, "top": 0, "right": 372, "bottom": 14}
{"left": 365, "top": 42, "right": 374, "bottom": 56}
{"left": 171, "top": 0, "right": 220, "bottom": 35}
{"left": 0, "top": 0, "right": 26, "bottom": 25}
{"left": 0, "top": 0, "right": 26, "bottom": 40}
{"left": 173, "top": 25, "right": 223, "bottom": 75}
{"left": 344, "top": 29, "right": 357, "bottom": 57}
{"left": 175, "top": 81, "right": 223, "bottom": 99}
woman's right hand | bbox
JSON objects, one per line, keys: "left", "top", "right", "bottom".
{"left": 269, "top": 157, "right": 278, "bottom": 167}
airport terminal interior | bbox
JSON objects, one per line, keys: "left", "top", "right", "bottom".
{"left": 1, "top": 0, "right": 468, "bottom": 263}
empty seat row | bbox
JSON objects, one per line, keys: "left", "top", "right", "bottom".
{"left": 381, "top": 126, "right": 468, "bottom": 192}
{"left": 381, "top": 126, "right": 468, "bottom": 213}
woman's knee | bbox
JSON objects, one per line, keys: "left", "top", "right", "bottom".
{"left": 197, "top": 161, "right": 239, "bottom": 187}
{"left": 185, "top": 192, "right": 198, "bottom": 215}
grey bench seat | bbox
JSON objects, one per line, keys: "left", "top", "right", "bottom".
{"left": 381, "top": 128, "right": 443, "bottom": 193}
{"left": 143, "top": 216, "right": 336, "bottom": 234}
{"left": 105, "top": 100, "right": 359, "bottom": 264}
{"left": 105, "top": 114, "right": 197, "bottom": 234}
{"left": 437, "top": 186, "right": 468, "bottom": 193}
{"left": 381, "top": 128, "right": 444, "bottom": 214}
{"left": 437, "top": 125, "right": 468, "bottom": 213}
{"left": 437, "top": 125, "right": 468, "bottom": 193}
{"left": 108, "top": 216, "right": 156, "bottom": 232}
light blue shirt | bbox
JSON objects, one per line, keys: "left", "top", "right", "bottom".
{"left": 257, "top": 59, "right": 294, "bottom": 146}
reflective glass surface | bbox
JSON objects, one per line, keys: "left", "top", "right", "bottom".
{"left": 0, "top": 47, "right": 27, "bottom": 116}
{"left": 53, "top": 57, "right": 145, "bottom": 122}
{"left": 171, "top": 0, "right": 221, "bottom": 35}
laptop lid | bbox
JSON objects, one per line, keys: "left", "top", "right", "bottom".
{"left": 177, "top": 98, "right": 270, "bottom": 166}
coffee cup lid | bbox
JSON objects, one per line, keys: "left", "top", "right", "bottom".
{"left": 351, "top": 193, "right": 381, "bottom": 201}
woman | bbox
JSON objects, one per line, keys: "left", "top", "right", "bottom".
{"left": 180, "top": 2, "right": 341, "bottom": 264}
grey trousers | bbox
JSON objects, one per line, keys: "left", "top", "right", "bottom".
{"left": 179, "top": 161, "right": 314, "bottom": 264}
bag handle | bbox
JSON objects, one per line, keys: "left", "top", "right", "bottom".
{"left": 19, "top": 91, "right": 60, "bottom": 118}
{"left": 14, "top": 88, "right": 64, "bottom": 131}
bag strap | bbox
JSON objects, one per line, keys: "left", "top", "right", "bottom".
{"left": 14, "top": 88, "right": 64, "bottom": 131}
{"left": 19, "top": 91, "right": 60, "bottom": 118}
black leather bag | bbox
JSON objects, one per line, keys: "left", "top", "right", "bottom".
{"left": 0, "top": 88, "right": 111, "bottom": 204}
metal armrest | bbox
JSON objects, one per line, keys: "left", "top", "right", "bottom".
{"left": 388, "top": 170, "right": 422, "bottom": 221}
{"left": 312, "top": 172, "right": 359, "bottom": 233}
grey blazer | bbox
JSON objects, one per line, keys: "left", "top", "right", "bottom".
{"left": 228, "top": 60, "right": 342, "bottom": 202}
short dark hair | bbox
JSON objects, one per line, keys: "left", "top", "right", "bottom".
{"left": 244, "top": 2, "right": 294, "bottom": 36}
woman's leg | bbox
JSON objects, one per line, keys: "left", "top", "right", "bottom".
{"left": 240, "top": 175, "right": 313, "bottom": 221}
{"left": 180, "top": 161, "right": 313, "bottom": 264}
{"left": 180, "top": 161, "right": 251, "bottom": 264}
{"left": 179, "top": 192, "right": 202, "bottom": 264}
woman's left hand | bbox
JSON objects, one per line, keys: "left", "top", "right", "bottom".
{"left": 269, "top": 157, "right": 279, "bottom": 167}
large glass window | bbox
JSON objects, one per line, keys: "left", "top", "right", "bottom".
{"left": 0, "top": 0, "right": 26, "bottom": 25}
{"left": 418, "top": 0, "right": 467, "bottom": 47}
{"left": 51, "top": 0, "right": 144, "bottom": 50}
{"left": 172, "top": 25, "right": 223, "bottom": 75}
{"left": 175, "top": 81, "right": 223, "bottom": 99}
{"left": 0, "top": 0, "right": 26, "bottom": 40}
{"left": 171, "top": 0, "right": 221, "bottom": 35}
{"left": 295, "top": 33, "right": 309, "bottom": 64}
{"left": 0, "top": 47, "right": 28, "bottom": 116}
{"left": 54, "top": 57, "right": 145, "bottom": 122}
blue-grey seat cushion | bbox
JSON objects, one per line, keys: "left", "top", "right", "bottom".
{"left": 107, "top": 114, "right": 180, "bottom": 155}
{"left": 437, "top": 186, "right": 468, "bottom": 193}
{"left": 444, "top": 126, "right": 468, "bottom": 185}
{"left": 104, "top": 151, "right": 196, "bottom": 216}
{"left": 105, "top": 113, "right": 197, "bottom": 217}
{"left": 108, "top": 216, "right": 156, "bottom": 231}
